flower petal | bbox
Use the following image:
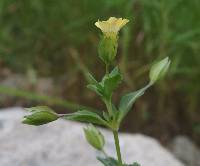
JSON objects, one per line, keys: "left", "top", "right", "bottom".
{"left": 95, "top": 17, "right": 129, "bottom": 33}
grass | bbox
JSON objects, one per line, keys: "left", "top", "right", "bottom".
{"left": 0, "top": 85, "right": 97, "bottom": 112}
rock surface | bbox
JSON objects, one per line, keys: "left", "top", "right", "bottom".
{"left": 170, "top": 136, "right": 200, "bottom": 166}
{"left": 0, "top": 107, "right": 185, "bottom": 166}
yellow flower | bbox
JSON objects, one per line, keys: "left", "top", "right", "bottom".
{"left": 95, "top": 17, "right": 129, "bottom": 64}
{"left": 95, "top": 17, "right": 129, "bottom": 34}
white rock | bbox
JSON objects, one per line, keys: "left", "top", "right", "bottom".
{"left": 170, "top": 136, "right": 200, "bottom": 166}
{"left": 0, "top": 107, "right": 185, "bottom": 166}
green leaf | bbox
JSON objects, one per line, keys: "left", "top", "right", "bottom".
{"left": 118, "top": 83, "right": 152, "bottom": 123}
{"left": 87, "top": 67, "right": 122, "bottom": 100}
{"left": 87, "top": 72, "right": 99, "bottom": 85}
{"left": 103, "top": 111, "right": 110, "bottom": 121}
{"left": 149, "top": 57, "right": 171, "bottom": 83}
{"left": 127, "top": 162, "right": 141, "bottom": 166}
{"left": 22, "top": 106, "right": 59, "bottom": 126}
{"left": 101, "top": 67, "right": 122, "bottom": 99}
{"left": 131, "top": 162, "right": 141, "bottom": 166}
{"left": 124, "top": 162, "right": 141, "bottom": 166}
{"left": 87, "top": 72, "right": 104, "bottom": 97}
{"left": 97, "top": 157, "right": 119, "bottom": 166}
{"left": 64, "top": 110, "right": 109, "bottom": 127}
{"left": 97, "top": 157, "right": 141, "bottom": 166}
{"left": 87, "top": 84, "right": 104, "bottom": 97}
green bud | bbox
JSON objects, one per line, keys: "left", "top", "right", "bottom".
{"left": 84, "top": 124, "right": 105, "bottom": 151}
{"left": 149, "top": 57, "right": 171, "bottom": 83}
{"left": 98, "top": 33, "right": 118, "bottom": 65}
{"left": 22, "top": 106, "right": 59, "bottom": 126}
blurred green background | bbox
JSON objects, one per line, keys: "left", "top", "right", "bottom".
{"left": 0, "top": 0, "right": 199, "bottom": 144}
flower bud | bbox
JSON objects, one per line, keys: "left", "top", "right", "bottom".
{"left": 95, "top": 17, "right": 129, "bottom": 65}
{"left": 22, "top": 106, "right": 59, "bottom": 126}
{"left": 98, "top": 34, "right": 118, "bottom": 65}
{"left": 149, "top": 57, "right": 171, "bottom": 83}
{"left": 84, "top": 124, "right": 105, "bottom": 151}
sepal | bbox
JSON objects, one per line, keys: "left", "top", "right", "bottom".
{"left": 22, "top": 106, "right": 59, "bottom": 126}
{"left": 149, "top": 57, "right": 171, "bottom": 83}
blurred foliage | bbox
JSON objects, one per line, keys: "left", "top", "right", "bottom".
{"left": 0, "top": 0, "right": 133, "bottom": 75}
{"left": 0, "top": 0, "right": 199, "bottom": 84}
{"left": 0, "top": 0, "right": 200, "bottom": 142}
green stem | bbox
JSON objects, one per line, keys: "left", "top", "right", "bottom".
{"left": 105, "top": 99, "right": 113, "bottom": 116}
{"left": 113, "top": 131, "right": 123, "bottom": 166}
{"left": 106, "top": 64, "right": 109, "bottom": 75}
